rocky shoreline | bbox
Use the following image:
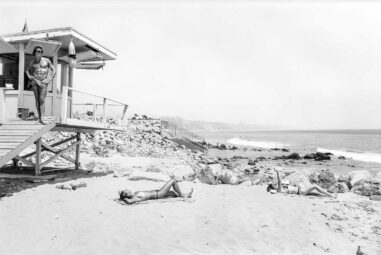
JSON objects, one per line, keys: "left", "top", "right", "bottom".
{"left": 48, "top": 117, "right": 381, "bottom": 200}
{"left": 1, "top": 116, "right": 380, "bottom": 202}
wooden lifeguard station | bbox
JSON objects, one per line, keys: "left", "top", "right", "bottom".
{"left": 0, "top": 27, "right": 128, "bottom": 175}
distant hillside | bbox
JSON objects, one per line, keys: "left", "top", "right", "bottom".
{"left": 161, "top": 116, "right": 272, "bottom": 131}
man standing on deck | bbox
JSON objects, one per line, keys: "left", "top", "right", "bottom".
{"left": 26, "top": 45, "right": 56, "bottom": 125}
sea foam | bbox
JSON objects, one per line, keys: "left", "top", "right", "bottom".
{"left": 227, "top": 137, "right": 288, "bottom": 149}
{"left": 317, "top": 148, "right": 381, "bottom": 164}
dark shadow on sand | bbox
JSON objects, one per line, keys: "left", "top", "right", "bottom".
{"left": 0, "top": 166, "right": 111, "bottom": 199}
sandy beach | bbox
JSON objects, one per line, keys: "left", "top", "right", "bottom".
{"left": 1, "top": 154, "right": 380, "bottom": 255}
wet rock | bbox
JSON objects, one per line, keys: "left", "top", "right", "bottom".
{"left": 338, "top": 156, "right": 346, "bottom": 160}
{"left": 303, "top": 154, "right": 315, "bottom": 159}
{"left": 328, "top": 182, "right": 349, "bottom": 193}
{"left": 309, "top": 170, "right": 336, "bottom": 189}
{"left": 314, "top": 152, "right": 331, "bottom": 161}
{"left": 286, "top": 153, "right": 301, "bottom": 160}
{"left": 231, "top": 156, "right": 248, "bottom": 160}
{"left": 218, "top": 144, "right": 227, "bottom": 150}
{"left": 248, "top": 159, "right": 256, "bottom": 166}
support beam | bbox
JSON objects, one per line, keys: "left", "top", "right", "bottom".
{"left": 35, "top": 138, "right": 41, "bottom": 175}
{"left": 22, "top": 134, "right": 76, "bottom": 159}
{"left": 92, "top": 104, "right": 97, "bottom": 122}
{"left": 61, "top": 86, "right": 68, "bottom": 124}
{"left": 75, "top": 132, "right": 81, "bottom": 169}
{"left": 0, "top": 88, "right": 6, "bottom": 124}
{"left": 41, "top": 142, "right": 75, "bottom": 164}
{"left": 17, "top": 43, "right": 25, "bottom": 109}
{"left": 68, "top": 67, "right": 74, "bottom": 117}
{"left": 52, "top": 54, "right": 58, "bottom": 116}
{"left": 40, "top": 140, "right": 79, "bottom": 168}
{"left": 15, "top": 156, "right": 35, "bottom": 167}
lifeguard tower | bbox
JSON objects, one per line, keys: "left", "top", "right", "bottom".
{"left": 0, "top": 27, "right": 128, "bottom": 175}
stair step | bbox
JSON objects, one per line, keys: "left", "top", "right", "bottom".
{"left": 0, "top": 142, "right": 20, "bottom": 147}
{"left": 0, "top": 125, "right": 42, "bottom": 130}
{"left": 0, "top": 137, "right": 30, "bottom": 142}
{"left": 0, "top": 131, "right": 37, "bottom": 136}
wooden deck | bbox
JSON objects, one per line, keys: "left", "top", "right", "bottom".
{"left": 0, "top": 118, "right": 126, "bottom": 175}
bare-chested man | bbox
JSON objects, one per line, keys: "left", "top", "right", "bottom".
{"left": 26, "top": 46, "right": 56, "bottom": 124}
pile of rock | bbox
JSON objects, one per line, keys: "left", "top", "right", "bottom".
{"left": 308, "top": 169, "right": 381, "bottom": 197}
{"left": 274, "top": 152, "right": 332, "bottom": 161}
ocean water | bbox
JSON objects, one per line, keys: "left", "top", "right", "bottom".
{"left": 195, "top": 130, "right": 381, "bottom": 166}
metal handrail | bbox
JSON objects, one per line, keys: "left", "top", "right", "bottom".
{"left": 164, "top": 121, "right": 205, "bottom": 143}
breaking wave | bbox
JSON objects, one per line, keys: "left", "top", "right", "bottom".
{"left": 227, "top": 137, "right": 288, "bottom": 149}
{"left": 317, "top": 148, "right": 381, "bottom": 164}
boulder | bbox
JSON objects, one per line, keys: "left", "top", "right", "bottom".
{"left": 203, "top": 164, "right": 244, "bottom": 185}
{"left": 309, "top": 170, "right": 336, "bottom": 189}
{"left": 328, "top": 182, "right": 349, "bottom": 193}
{"left": 218, "top": 144, "right": 227, "bottom": 150}
{"left": 350, "top": 170, "right": 372, "bottom": 186}
{"left": 197, "top": 167, "right": 219, "bottom": 185}
{"left": 338, "top": 173, "right": 351, "bottom": 183}
{"left": 208, "top": 164, "right": 224, "bottom": 176}
{"left": 303, "top": 154, "right": 314, "bottom": 160}
{"left": 314, "top": 152, "right": 331, "bottom": 161}
{"left": 248, "top": 159, "right": 256, "bottom": 166}
{"left": 171, "top": 165, "right": 196, "bottom": 181}
{"left": 217, "top": 170, "right": 243, "bottom": 185}
{"left": 285, "top": 171, "right": 311, "bottom": 187}
{"left": 352, "top": 180, "right": 381, "bottom": 196}
{"left": 286, "top": 153, "right": 301, "bottom": 160}
{"left": 338, "top": 173, "right": 353, "bottom": 189}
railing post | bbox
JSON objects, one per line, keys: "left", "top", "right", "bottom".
{"left": 75, "top": 132, "right": 81, "bottom": 170}
{"left": 92, "top": 104, "right": 97, "bottom": 122}
{"left": 61, "top": 86, "right": 68, "bottom": 124}
{"left": 102, "top": 98, "right": 108, "bottom": 125}
{"left": 121, "top": 105, "right": 128, "bottom": 123}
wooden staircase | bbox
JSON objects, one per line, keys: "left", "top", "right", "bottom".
{"left": 0, "top": 119, "right": 57, "bottom": 170}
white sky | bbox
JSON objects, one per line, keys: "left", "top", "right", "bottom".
{"left": 1, "top": 0, "right": 381, "bottom": 129}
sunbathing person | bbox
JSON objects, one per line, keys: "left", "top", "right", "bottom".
{"left": 119, "top": 178, "right": 193, "bottom": 205}
{"left": 267, "top": 168, "right": 334, "bottom": 198}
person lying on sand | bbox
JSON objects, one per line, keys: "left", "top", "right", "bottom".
{"left": 267, "top": 168, "right": 334, "bottom": 198}
{"left": 119, "top": 178, "right": 193, "bottom": 205}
